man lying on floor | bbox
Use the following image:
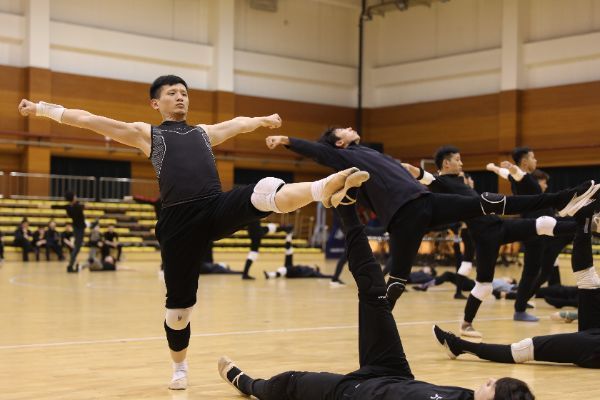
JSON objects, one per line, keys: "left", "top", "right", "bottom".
{"left": 218, "top": 194, "right": 534, "bottom": 400}
{"left": 433, "top": 210, "right": 600, "bottom": 369}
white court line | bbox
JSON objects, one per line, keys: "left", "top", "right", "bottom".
{"left": 0, "top": 316, "right": 513, "bottom": 351}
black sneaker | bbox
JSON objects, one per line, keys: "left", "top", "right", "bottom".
{"left": 453, "top": 292, "right": 467, "bottom": 300}
{"left": 218, "top": 356, "right": 251, "bottom": 397}
{"left": 242, "top": 274, "right": 255, "bottom": 280}
{"left": 432, "top": 325, "right": 463, "bottom": 359}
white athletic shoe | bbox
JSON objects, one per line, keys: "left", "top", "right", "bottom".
{"left": 459, "top": 323, "right": 482, "bottom": 339}
{"left": 558, "top": 182, "right": 600, "bottom": 217}
{"left": 168, "top": 373, "right": 188, "bottom": 390}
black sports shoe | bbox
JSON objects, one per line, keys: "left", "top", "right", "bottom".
{"left": 432, "top": 325, "right": 463, "bottom": 359}
{"left": 453, "top": 292, "right": 467, "bottom": 300}
{"left": 242, "top": 274, "right": 256, "bottom": 280}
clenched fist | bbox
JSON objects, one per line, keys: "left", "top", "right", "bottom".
{"left": 266, "top": 135, "right": 289, "bottom": 149}
{"left": 261, "top": 114, "right": 282, "bottom": 129}
{"left": 18, "top": 99, "right": 36, "bottom": 117}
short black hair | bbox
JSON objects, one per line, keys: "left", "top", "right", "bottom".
{"left": 434, "top": 145, "right": 460, "bottom": 170}
{"left": 512, "top": 147, "right": 532, "bottom": 165}
{"left": 65, "top": 191, "right": 74, "bottom": 202}
{"left": 531, "top": 169, "right": 549, "bottom": 181}
{"left": 318, "top": 126, "right": 343, "bottom": 147}
{"left": 149, "top": 75, "right": 188, "bottom": 99}
{"left": 494, "top": 377, "right": 534, "bottom": 400}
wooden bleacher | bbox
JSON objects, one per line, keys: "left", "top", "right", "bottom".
{"left": 0, "top": 199, "right": 320, "bottom": 257}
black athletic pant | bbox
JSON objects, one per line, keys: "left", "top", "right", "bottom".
{"left": 101, "top": 243, "right": 123, "bottom": 261}
{"left": 461, "top": 228, "right": 475, "bottom": 263}
{"left": 14, "top": 238, "right": 34, "bottom": 262}
{"left": 332, "top": 226, "right": 386, "bottom": 282}
{"left": 526, "top": 234, "right": 574, "bottom": 302}
{"left": 435, "top": 271, "right": 475, "bottom": 291}
{"left": 387, "top": 191, "right": 566, "bottom": 281}
{"left": 515, "top": 218, "right": 577, "bottom": 312}
{"left": 68, "top": 227, "right": 84, "bottom": 268}
{"left": 458, "top": 225, "right": 600, "bottom": 368}
{"left": 45, "top": 242, "right": 64, "bottom": 261}
{"left": 472, "top": 219, "right": 538, "bottom": 283}
{"left": 249, "top": 205, "right": 413, "bottom": 399}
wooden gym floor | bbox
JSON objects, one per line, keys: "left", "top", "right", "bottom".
{"left": 0, "top": 253, "right": 595, "bottom": 399}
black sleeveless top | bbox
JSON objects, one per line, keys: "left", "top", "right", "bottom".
{"left": 150, "top": 120, "right": 221, "bottom": 208}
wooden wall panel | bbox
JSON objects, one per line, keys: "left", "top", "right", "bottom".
{"left": 2, "top": 66, "right": 600, "bottom": 194}
{"left": 363, "top": 94, "right": 500, "bottom": 162}
{"left": 520, "top": 81, "right": 600, "bottom": 153}
{"left": 232, "top": 94, "right": 356, "bottom": 163}
{"left": 0, "top": 65, "right": 27, "bottom": 133}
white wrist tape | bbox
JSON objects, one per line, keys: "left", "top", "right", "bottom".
{"left": 498, "top": 168, "right": 510, "bottom": 180}
{"left": 510, "top": 166, "right": 526, "bottom": 182}
{"left": 36, "top": 101, "right": 65, "bottom": 123}
{"left": 420, "top": 171, "right": 435, "bottom": 185}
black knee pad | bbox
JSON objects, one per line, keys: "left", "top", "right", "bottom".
{"left": 480, "top": 192, "right": 506, "bottom": 215}
{"left": 164, "top": 321, "right": 191, "bottom": 352}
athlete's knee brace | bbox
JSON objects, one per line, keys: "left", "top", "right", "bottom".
{"left": 480, "top": 192, "right": 506, "bottom": 215}
{"left": 165, "top": 307, "right": 193, "bottom": 352}
{"left": 470, "top": 281, "right": 493, "bottom": 301}
{"left": 251, "top": 177, "right": 285, "bottom": 213}
{"left": 510, "top": 338, "right": 534, "bottom": 363}
{"left": 536, "top": 216, "right": 557, "bottom": 236}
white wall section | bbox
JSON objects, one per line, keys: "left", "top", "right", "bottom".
{"left": 1, "top": 0, "right": 600, "bottom": 107}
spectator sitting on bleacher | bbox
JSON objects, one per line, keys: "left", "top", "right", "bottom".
{"left": 102, "top": 224, "right": 123, "bottom": 261}
{"left": 44, "top": 220, "right": 65, "bottom": 261}
{"left": 13, "top": 220, "right": 34, "bottom": 262}
{"left": 61, "top": 223, "right": 74, "bottom": 255}
{"left": 32, "top": 226, "right": 47, "bottom": 261}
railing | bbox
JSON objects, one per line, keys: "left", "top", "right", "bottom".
{"left": 9, "top": 172, "right": 97, "bottom": 201}
{"left": 99, "top": 177, "right": 158, "bottom": 202}
{"left": 4, "top": 172, "right": 159, "bottom": 202}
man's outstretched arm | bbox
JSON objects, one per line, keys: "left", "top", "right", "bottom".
{"left": 18, "top": 99, "right": 151, "bottom": 156}
{"left": 199, "top": 114, "right": 281, "bottom": 147}
{"left": 266, "top": 135, "right": 346, "bottom": 170}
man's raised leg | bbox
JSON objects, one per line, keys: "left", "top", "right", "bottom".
{"left": 336, "top": 201, "right": 412, "bottom": 376}
{"left": 252, "top": 167, "right": 369, "bottom": 214}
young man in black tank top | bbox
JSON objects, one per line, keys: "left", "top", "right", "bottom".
{"left": 17, "top": 75, "right": 370, "bottom": 391}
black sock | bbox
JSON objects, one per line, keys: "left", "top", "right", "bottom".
{"left": 243, "top": 259, "right": 253, "bottom": 276}
{"left": 226, "top": 366, "right": 254, "bottom": 395}
{"left": 463, "top": 294, "right": 482, "bottom": 323}
{"left": 460, "top": 341, "right": 515, "bottom": 363}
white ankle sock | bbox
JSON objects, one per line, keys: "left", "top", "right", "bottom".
{"left": 575, "top": 266, "right": 600, "bottom": 289}
{"left": 457, "top": 261, "right": 472, "bottom": 276}
{"left": 310, "top": 175, "right": 334, "bottom": 202}
{"left": 277, "top": 266, "right": 287, "bottom": 277}
{"left": 267, "top": 223, "right": 277, "bottom": 234}
{"left": 172, "top": 361, "right": 188, "bottom": 380}
{"left": 536, "top": 216, "right": 557, "bottom": 236}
